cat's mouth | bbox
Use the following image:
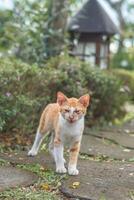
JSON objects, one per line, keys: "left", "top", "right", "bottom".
{"left": 68, "top": 119, "right": 76, "bottom": 123}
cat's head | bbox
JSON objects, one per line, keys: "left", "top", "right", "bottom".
{"left": 57, "top": 92, "right": 90, "bottom": 123}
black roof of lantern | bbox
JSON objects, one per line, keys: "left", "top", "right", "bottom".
{"left": 68, "top": 0, "right": 119, "bottom": 36}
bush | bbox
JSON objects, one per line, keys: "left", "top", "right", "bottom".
{"left": 0, "top": 56, "right": 128, "bottom": 135}
{"left": 111, "top": 48, "right": 134, "bottom": 70}
{"left": 0, "top": 58, "right": 52, "bottom": 133}
{"left": 110, "top": 69, "right": 134, "bottom": 101}
{"left": 81, "top": 66, "right": 127, "bottom": 125}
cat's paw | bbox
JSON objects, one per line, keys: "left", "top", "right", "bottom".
{"left": 28, "top": 149, "right": 37, "bottom": 156}
{"left": 68, "top": 167, "right": 79, "bottom": 176}
{"left": 56, "top": 166, "right": 67, "bottom": 174}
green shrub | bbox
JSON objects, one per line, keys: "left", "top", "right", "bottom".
{"left": 111, "top": 48, "right": 134, "bottom": 70}
{"left": 0, "top": 58, "right": 52, "bottom": 133}
{"left": 110, "top": 69, "right": 134, "bottom": 101}
{"left": 81, "top": 67, "right": 127, "bottom": 125}
{"left": 0, "top": 56, "right": 128, "bottom": 134}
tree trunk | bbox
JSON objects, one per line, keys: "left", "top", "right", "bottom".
{"left": 107, "top": 0, "right": 126, "bottom": 52}
{"left": 48, "top": 0, "right": 68, "bottom": 56}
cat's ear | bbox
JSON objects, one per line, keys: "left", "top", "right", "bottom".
{"left": 79, "top": 94, "right": 90, "bottom": 108}
{"left": 57, "top": 92, "right": 68, "bottom": 106}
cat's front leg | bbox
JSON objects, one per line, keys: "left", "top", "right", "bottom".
{"left": 68, "top": 141, "right": 80, "bottom": 175}
{"left": 53, "top": 138, "right": 67, "bottom": 174}
{"left": 28, "top": 130, "right": 44, "bottom": 156}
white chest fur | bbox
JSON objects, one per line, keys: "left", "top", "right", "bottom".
{"left": 58, "top": 114, "right": 84, "bottom": 144}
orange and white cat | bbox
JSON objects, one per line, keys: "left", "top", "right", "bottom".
{"left": 28, "top": 92, "right": 90, "bottom": 175}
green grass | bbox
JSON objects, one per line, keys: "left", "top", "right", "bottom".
{"left": 0, "top": 188, "right": 58, "bottom": 200}
{"left": 129, "top": 191, "right": 134, "bottom": 200}
{"left": 99, "top": 195, "right": 106, "bottom": 200}
{"left": 0, "top": 158, "right": 8, "bottom": 166}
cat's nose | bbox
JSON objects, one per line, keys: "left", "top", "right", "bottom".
{"left": 69, "top": 116, "right": 74, "bottom": 120}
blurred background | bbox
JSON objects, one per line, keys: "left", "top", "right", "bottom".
{"left": 0, "top": 0, "right": 134, "bottom": 67}
{"left": 0, "top": 0, "right": 134, "bottom": 146}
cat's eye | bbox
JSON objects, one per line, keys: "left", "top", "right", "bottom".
{"left": 65, "top": 109, "right": 69, "bottom": 112}
{"left": 74, "top": 110, "right": 80, "bottom": 114}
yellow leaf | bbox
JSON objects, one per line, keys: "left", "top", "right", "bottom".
{"left": 40, "top": 166, "right": 45, "bottom": 171}
{"left": 40, "top": 183, "right": 51, "bottom": 191}
{"left": 73, "top": 181, "right": 80, "bottom": 186}
{"left": 40, "top": 166, "right": 49, "bottom": 171}
{"left": 70, "top": 181, "right": 80, "bottom": 189}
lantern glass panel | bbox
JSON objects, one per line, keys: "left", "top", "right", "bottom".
{"left": 85, "top": 42, "right": 96, "bottom": 65}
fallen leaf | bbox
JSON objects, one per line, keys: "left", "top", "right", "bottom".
{"left": 19, "top": 157, "right": 24, "bottom": 160}
{"left": 123, "top": 149, "right": 131, "bottom": 152}
{"left": 124, "top": 129, "right": 130, "bottom": 134}
{"left": 40, "top": 183, "right": 51, "bottom": 191}
{"left": 40, "top": 166, "right": 49, "bottom": 171}
{"left": 119, "top": 167, "right": 124, "bottom": 170}
{"left": 70, "top": 181, "right": 80, "bottom": 189}
{"left": 129, "top": 173, "right": 134, "bottom": 176}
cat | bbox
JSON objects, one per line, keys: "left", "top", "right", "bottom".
{"left": 28, "top": 92, "right": 90, "bottom": 175}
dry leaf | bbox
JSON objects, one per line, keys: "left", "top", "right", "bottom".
{"left": 19, "top": 157, "right": 23, "bottom": 160}
{"left": 70, "top": 181, "right": 80, "bottom": 189}
{"left": 40, "top": 166, "right": 45, "bottom": 171}
{"left": 123, "top": 149, "right": 131, "bottom": 152}
{"left": 40, "top": 166, "right": 49, "bottom": 171}
{"left": 40, "top": 183, "right": 51, "bottom": 191}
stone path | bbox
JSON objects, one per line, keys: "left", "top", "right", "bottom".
{"left": 81, "top": 125, "right": 134, "bottom": 161}
{"left": 0, "top": 166, "right": 38, "bottom": 191}
{"left": 81, "top": 135, "right": 134, "bottom": 160}
{"left": 0, "top": 152, "right": 134, "bottom": 200}
{"left": 96, "top": 120, "right": 134, "bottom": 135}
{"left": 0, "top": 151, "right": 54, "bottom": 168}
{"left": 61, "top": 161, "right": 134, "bottom": 200}
{"left": 85, "top": 129, "right": 134, "bottom": 149}
{"left": 0, "top": 122, "right": 134, "bottom": 199}
{"left": 0, "top": 152, "right": 54, "bottom": 192}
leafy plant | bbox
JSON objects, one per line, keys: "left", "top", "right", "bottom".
{"left": 0, "top": 0, "right": 68, "bottom": 65}
{"left": 110, "top": 69, "right": 134, "bottom": 101}
{"left": 111, "top": 48, "right": 134, "bottom": 71}
{"left": 0, "top": 58, "right": 51, "bottom": 134}
{"left": 0, "top": 56, "right": 128, "bottom": 135}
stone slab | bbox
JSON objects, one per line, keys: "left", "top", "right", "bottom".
{"left": 61, "top": 160, "right": 134, "bottom": 200}
{"left": 85, "top": 129, "right": 134, "bottom": 149}
{"left": 0, "top": 166, "right": 38, "bottom": 191}
{"left": 97, "top": 120, "right": 134, "bottom": 134}
{"left": 0, "top": 151, "right": 55, "bottom": 169}
{"left": 81, "top": 135, "right": 134, "bottom": 160}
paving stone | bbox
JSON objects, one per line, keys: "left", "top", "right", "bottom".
{"left": 60, "top": 160, "right": 134, "bottom": 200}
{"left": 0, "top": 166, "right": 38, "bottom": 191}
{"left": 84, "top": 120, "right": 134, "bottom": 152}
{"left": 0, "top": 151, "right": 55, "bottom": 169}
{"left": 81, "top": 135, "right": 134, "bottom": 160}
{"left": 85, "top": 129, "right": 134, "bottom": 149}
{"left": 97, "top": 120, "right": 134, "bottom": 134}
